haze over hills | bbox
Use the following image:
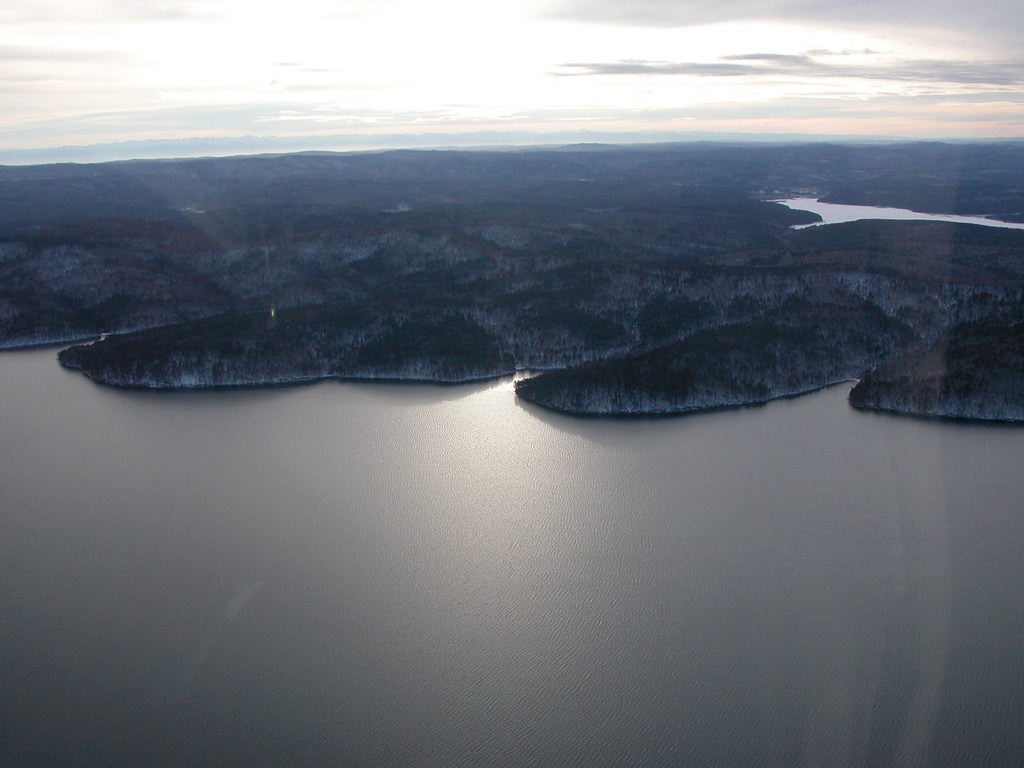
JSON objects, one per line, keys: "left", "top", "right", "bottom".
{"left": 3, "top": 141, "right": 1023, "bottom": 421}
{"left": 0, "top": 131, "right": 928, "bottom": 166}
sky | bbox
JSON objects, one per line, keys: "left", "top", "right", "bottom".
{"left": 3, "top": 0, "right": 1023, "bottom": 159}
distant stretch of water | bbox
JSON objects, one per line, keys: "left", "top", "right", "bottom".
{"left": 3, "top": 348, "right": 1024, "bottom": 767}
{"left": 774, "top": 197, "right": 1024, "bottom": 230}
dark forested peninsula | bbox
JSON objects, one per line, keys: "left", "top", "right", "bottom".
{"left": 849, "top": 309, "right": 1024, "bottom": 422}
{"left": 3, "top": 141, "right": 1024, "bottom": 420}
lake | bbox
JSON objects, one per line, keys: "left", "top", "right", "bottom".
{"left": 3, "top": 348, "right": 1024, "bottom": 767}
{"left": 774, "top": 197, "right": 1024, "bottom": 230}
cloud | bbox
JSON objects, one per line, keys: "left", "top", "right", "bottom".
{"left": 806, "top": 49, "right": 885, "bottom": 57}
{"left": 544, "top": 0, "right": 1018, "bottom": 35}
{"left": 555, "top": 54, "right": 1024, "bottom": 88}
{"left": 100, "top": 0, "right": 218, "bottom": 21}
{"left": 0, "top": 0, "right": 222, "bottom": 24}
{"left": 0, "top": 44, "right": 130, "bottom": 63}
{"left": 723, "top": 53, "right": 815, "bottom": 66}
{"left": 544, "top": 0, "right": 1024, "bottom": 57}
{"left": 878, "top": 61, "right": 1024, "bottom": 86}
{"left": 553, "top": 60, "right": 755, "bottom": 77}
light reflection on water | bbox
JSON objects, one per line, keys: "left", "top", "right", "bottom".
{"left": 2, "top": 349, "right": 1024, "bottom": 766}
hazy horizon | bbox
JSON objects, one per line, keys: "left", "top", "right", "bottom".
{"left": 5, "top": 130, "right": 1024, "bottom": 167}
{"left": 3, "top": 0, "right": 1023, "bottom": 161}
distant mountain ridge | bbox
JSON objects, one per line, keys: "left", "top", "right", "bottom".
{"left": 0, "top": 130, "right": 921, "bottom": 165}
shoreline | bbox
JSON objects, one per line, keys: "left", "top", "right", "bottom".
{"left": 515, "top": 379, "right": 859, "bottom": 420}
{"left": 43, "top": 342, "right": 1024, "bottom": 426}
{"left": 847, "top": 397, "right": 1024, "bottom": 426}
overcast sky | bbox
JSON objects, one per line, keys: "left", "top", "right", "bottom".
{"left": 2, "top": 0, "right": 1023, "bottom": 156}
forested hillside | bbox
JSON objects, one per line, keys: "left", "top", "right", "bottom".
{"left": 4, "top": 143, "right": 1024, "bottom": 420}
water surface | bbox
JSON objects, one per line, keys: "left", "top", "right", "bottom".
{"left": 2, "top": 348, "right": 1024, "bottom": 766}
{"left": 774, "top": 197, "right": 1024, "bottom": 230}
